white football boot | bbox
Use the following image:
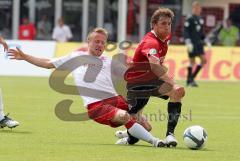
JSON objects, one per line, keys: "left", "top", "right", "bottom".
{"left": 115, "top": 130, "right": 128, "bottom": 139}
{"left": 115, "top": 137, "right": 129, "bottom": 145}
{"left": 165, "top": 133, "right": 178, "bottom": 147}
{"left": 152, "top": 138, "right": 166, "bottom": 147}
{"left": 0, "top": 115, "right": 19, "bottom": 129}
{"left": 115, "top": 137, "right": 166, "bottom": 148}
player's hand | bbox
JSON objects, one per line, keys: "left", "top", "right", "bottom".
{"left": 206, "top": 42, "right": 212, "bottom": 51}
{"left": 0, "top": 36, "right": 9, "bottom": 52}
{"left": 7, "top": 47, "right": 25, "bottom": 60}
{"left": 186, "top": 43, "right": 193, "bottom": 53}
{"left": 185, "top": 39, "right": 193, "bottom": 53}
{"left": 204, "top": 39, "right": 212, "bottom": 51}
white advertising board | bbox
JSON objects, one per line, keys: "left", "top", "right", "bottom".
{"left": 0, "top": 40, "right": 56, "bottom": 76}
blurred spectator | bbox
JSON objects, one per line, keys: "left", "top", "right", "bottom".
{"left": 205, "top": 21, "right": 223, "bottom": 45}
{"left": 183, "top": 1, "right": 207, "bottom": 87}
{"left": 218, "top": 18, "right": 239, "bottom": 46}
{"left": 52, "top": 18, "right": 73, "bottom": 42}
{"left": 37, "top": 15, "right": 52, "bottom": 40}
{"left": 18, "top": 17, "right": 36, "bottom": 40}
{"left": 104, "top": 21, "right": 114, "bottom": 41}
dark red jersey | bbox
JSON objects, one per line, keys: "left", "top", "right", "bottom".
{"left": 125, "top": 31, "right": 171, "bottom": 83}
{"left": 133, "top": 31, "right": 170, "bottom": 64}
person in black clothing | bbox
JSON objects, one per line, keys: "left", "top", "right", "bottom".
{"left": 184, "top": 1, "right": 207, "bottom": 87}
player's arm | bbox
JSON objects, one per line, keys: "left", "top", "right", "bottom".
{"left": 7, "top": 47, "right": 55, "bottom": 69}
{"left": 148, "top": 53, "right": 184, "bottom": 100}
{"left": 183, "top": 17, "right": 193, "bottom": 52}
{"left": 148, "top": 55, "right": 174, "bottom": 85}
{"left": 141, "top": 42, "right": 175, "bottom": 86}
{"left": 0, "top": 36, "right": 8, "bottom": 52}
{"left": 66, "top": 26, "right": 73, "bottom": 41}
{"left": 183, "top": 17, "right": 192, "bottom": 42}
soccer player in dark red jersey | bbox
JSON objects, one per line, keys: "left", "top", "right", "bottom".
{"left": 120, "top": 8, "right": 185, "bottom": 147}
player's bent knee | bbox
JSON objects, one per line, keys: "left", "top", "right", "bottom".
{"left": 170, "top": 87, "right": 185, "bottom": 100}
{"left": 114, "top": 110, "right": 130, "bottom": 124}
{"left": 177, "top": 87, "right": 185, "bottom": 98}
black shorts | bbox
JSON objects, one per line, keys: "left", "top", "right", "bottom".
{"left": 188, "top": 44, "right": 204, "bottom": 58}
{"left": 126, "top": 79, "right": 171, "bottom": 114}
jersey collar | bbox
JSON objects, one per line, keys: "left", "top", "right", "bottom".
{"left": 151, "top": 30, "right": 165, "bottom": 42}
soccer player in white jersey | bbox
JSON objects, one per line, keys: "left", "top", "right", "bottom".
{"left": 0, "top": 36, "right": 19, "bottom": 128}
{"left": 7, "top": 28, "right": 166, "bottom": 147}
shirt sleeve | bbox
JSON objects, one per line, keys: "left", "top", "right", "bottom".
{"left": 66, "top": 26, "right": 73, "bottom": 39}
{"left": 141, "top": 41, "right": 159, "bottom": 58}
{"left": 51, "top": 52, "right": 77, "bottom": 69}
{"left": 52, "top": 27, "right": 57, "bottom": 40}
{"left": 183, "top": 17, "right": 192, "bottom": 41}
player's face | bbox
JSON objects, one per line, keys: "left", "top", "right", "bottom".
{"left": 193, "top": 4, "right": 202, "bottom": 16}
{"left": 88, "top": 33, "right": 107, "bottom": 56}
{"left": 154, "top": 16, "right": 172, "bottom": 40}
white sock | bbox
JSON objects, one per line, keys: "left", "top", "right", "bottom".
{"left": 128, "top": 123, "right": 157, "bottom": 145}
{"left": 0, "top": 89, "right": 5, "bottom": 120}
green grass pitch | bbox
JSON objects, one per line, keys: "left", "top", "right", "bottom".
{"left": 0, "top": 76, "right": 240, "bottom": 161}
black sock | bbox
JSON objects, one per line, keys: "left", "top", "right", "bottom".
{"left": 166, "top": 102, "right": 182, "bottom": 136}
{"left": 187, "top": 66, "right": 193, "bottom": 83}
{"left": 192, "top": 65, "right": 202, "bottom": 79}
{"left": 127, "top": 131, "right": 139, "bottom": 145}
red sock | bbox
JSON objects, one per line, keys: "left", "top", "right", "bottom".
{"left": 125, "top": 118, "right": 136, "bottom": 129}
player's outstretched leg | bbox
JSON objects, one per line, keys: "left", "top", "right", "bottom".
{"left": 115, "top": 113, "right": 152, "bottom": 143}
{"left": 116, "top": 136, "right": 165, "bottom": 147}
{"left": 113, "top": 110, "right": 165, "bottom": 147}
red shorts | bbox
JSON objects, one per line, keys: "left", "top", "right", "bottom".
{"left": 87, "top": 96, "right": 129, "bottom": 127}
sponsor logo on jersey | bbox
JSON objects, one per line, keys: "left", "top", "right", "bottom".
{"left": 149, "top": 48, "right": 157, "bottom": 55}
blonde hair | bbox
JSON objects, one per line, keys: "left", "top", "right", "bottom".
{"left": 192, "top": 1, "right": 201, "bottom": 7}
{"left": 87, "top": 27, "right": 108, "bottom": 41}
{"left": 150, "top": 7, "right": 174, "bottom": 29}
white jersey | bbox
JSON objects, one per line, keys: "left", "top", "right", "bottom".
{"left": 51, "top": 51, "right": 118, "bottom": 107}
{"left": 52, "top": 25, "right": 73, "bottom": 42}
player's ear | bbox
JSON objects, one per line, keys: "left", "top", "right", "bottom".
{"left": 151, "top": 21, "right": 156, "bottom": 29}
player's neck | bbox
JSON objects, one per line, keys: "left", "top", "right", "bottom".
{"left": 193, "top": 13, "right": 200, "bottom": 17}
{"left": 151, "top": 30, "right": 166, "bottom": 42}
{"left": 88, "top": 49, "right": 102, "bottom": 57}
